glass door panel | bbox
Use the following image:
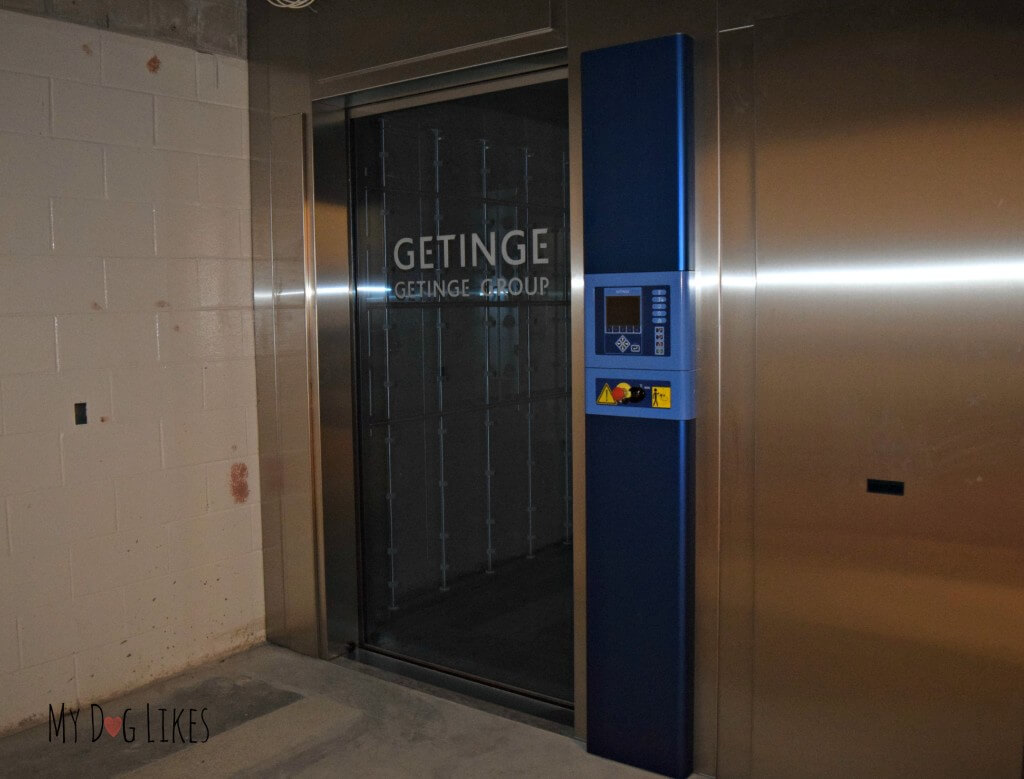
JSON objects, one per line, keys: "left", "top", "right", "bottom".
{"left": 351, "top": 79, "right": 572, "bottom": 704}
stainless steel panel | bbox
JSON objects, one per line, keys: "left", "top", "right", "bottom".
{"left": 249, "top": 55, "right": 284, "bottom": 644}
{"left": 312, "top": 110, "right": 360, "bottom": 649}
{"left": 716, "top": 24, "right": 756, "bottom": 779}
{"left": 565, "top": 52, "right": 588, "bottom": 738}
{"left": 719, "top": 0, "right": 838, "bottom": 31}
{"left": 271, "top": 113, "right": 321, "bottom": 657}
{"left": 744, "top": 3, "right": 1024, "bottom": 775}
{"left": 249, "top": 1, "right": 330, "bottom": 659}
{"left": 310, "top": 1, "right": 566, "bottom": 98}
{"left": 690, "top": 25, "right": 723, "bottom": 778}
{"left": 345, "top": 67, "right": 567, "bottom": 119}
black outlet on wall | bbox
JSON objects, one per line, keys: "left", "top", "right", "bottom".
{"left": 74, "top": 402, "right": 87, "bottom": 425}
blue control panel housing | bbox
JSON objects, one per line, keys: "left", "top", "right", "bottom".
{"left": 582, "top": 33, "right": 692, "bottom": 274}
{"left": 582, "top": 32, "right": 695, "bottom": 779}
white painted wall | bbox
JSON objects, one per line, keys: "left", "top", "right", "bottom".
{"left": 0, "top": 9, "right": 263, "bottom": 734}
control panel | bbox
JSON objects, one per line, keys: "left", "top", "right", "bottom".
{"left": 595, "top": 285, "right": 670, "bottom": 357}
{"left": 584, "top": 269, "right": 695, "bottom": 419}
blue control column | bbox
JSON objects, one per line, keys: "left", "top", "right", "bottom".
{"left": 582, "top": 34, "right": 695, "bottom": 778}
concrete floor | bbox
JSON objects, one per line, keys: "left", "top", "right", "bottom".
{"left": 0, "top": 643, "right": 653, "bottom": 778}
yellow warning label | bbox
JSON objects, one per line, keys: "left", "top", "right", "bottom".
{"left": 597, "top": 383, "right": 616, "bottom": 405}
{"left": 651, "top": 386, "right": 671, "bottom": 409}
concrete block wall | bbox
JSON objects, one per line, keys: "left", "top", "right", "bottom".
{"left": 0, "top": 0, "right": 247, "bottom": 58}
{"left": 0, "top": 8, "right": 262, "bottom": 735}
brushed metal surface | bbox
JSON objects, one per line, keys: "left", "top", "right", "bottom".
{"left": 250, "top": 60, "right": 285, "bottom": 645}
{"left": 271, "top": 112, "right": 321, "bottom": 658}
{"left": 248, "top": 2, "right": 336, "bottom": 660}
{"left": 743, "top": 3, "right": 1024, "bottom": 776}
{"left": 716, "top": 25, "right": 756, "bottom": 779}
{"left": 310, "top": 1, "right": 566, "bottom": 99}
{"left": 248, "top": 0, "right": 325, "bottom": 657}
{"left": 311, "top": 109, "right": 360, "bottom": 650}
{"left": 565, "top": 44, "right": 587, "bottom": 739}
{"left": 345, "top": 66, "right": 567, "bottom": 118}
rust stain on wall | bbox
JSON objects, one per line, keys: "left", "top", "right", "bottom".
{"left": 82, "top": 43, "right": 92, "bottom": 56}
{"left": 147, "top": 55, "right": 161, "bottom": 73}
{"left": 230, "top": 462, "right": 249, "bottom": 504}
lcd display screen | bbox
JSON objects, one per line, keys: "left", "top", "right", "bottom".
{"left": 606, "top": 295, "right": 641, "bottom": 328}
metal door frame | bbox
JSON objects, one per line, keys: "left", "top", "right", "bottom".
{"left": 311, "top": 58, "right": 580, "bottom": 725}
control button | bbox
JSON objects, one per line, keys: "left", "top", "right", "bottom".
{"left": 654, "top": 326, "right": 664, "bottom": 334}
{"left": 652, "top": 303, "right": 667, "bottom": 310}
{"left": 655, "top": 348, "right": 664, "bottom": 355}
{"left": 652, "top": 296, "right": 667, "bottom": 302}
{"left": 612, "top": 382, "right": 647, "bottom": 404}
{"left": 630, "top": 344, "right": 640, "bottom": 353}
{"left": 615, "top": 335, "right": 630, "bottom": 353}
{"left": 652, "top": 317, "right": 666, "bottom": 324}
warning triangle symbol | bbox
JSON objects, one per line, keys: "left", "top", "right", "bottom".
{"left": 597, "top": 383, "right": 616, "bottom": 405}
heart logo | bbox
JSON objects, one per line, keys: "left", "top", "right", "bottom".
{"left": 103, "top": 716, "right": 122, "bottom": 738}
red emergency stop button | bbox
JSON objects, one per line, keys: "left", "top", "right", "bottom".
{"left": 611, "top": 385, "right": 626, "bottom": 403}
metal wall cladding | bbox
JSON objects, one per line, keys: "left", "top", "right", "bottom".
{"left": 719, "top": 3, "right": 1024, "bottom": 776}
{"left": 352, "top": 80, "right": 572, "bottom": 623}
